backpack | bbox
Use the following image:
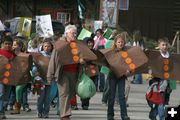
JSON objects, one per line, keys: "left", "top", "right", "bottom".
{"left": 145, "top": 81, "right": 164, "bottom": 105}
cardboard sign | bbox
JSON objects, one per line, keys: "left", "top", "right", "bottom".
{"left": 18, "top": 17, "right": 32, "bottom": 37}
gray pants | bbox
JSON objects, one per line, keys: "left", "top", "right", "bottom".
{"left": 57, "top": 72, "right": 77, "bottom": 118}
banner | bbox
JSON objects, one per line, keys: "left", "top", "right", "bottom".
{"left": 36, "top": 15, "right": 54, "bottom": 37}
{"left": 100, "top": 0, "right": 119, "bottom": 27}
{"left": 18, "top": 17, "right": 32, "bottom": 37}
{"left": 119, "top": 0, "right": 129, "bottom": 10}
{"left": 0, "top": 20, "right": 5, "bottom": 31}
{"left": 77, "top": 28, "right": 92, "bottom": 40}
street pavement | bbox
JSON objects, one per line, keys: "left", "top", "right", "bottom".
{"left": 5, "top": 82, "right": 180, "bottom": 120}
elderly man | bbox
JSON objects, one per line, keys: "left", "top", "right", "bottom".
{"left": 47, "top": 24, "right": 96, "bottom": 120}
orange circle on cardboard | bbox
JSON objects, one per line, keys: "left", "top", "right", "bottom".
{"left": 129, "top": 63, "right": 136, "bottom": 70}
{"left": 71, "top": 48, "right": 78, "bottom": 55}
{"left": 70, "top": 42, "right": 77, "bottom": 49}
{"left": 2, "top": 78, "right": 9, "bottom": 84}
{"left": 73, "top": 56, "right": 79, "bottom": 62}
{"left": 5, "top": 64, "right": 11, "bottom": 70}
{"left": 121, "top": 52, "right": 128, "bottom": 58}
{"left": 125, "top": 57, "right": 132, "bottom": 64}
{"left": 164, "top": 72, "right": 170, "bottom": 79}
{"left": 163, "top": 65, "right": 169, "bottom": 71}
{"left": 4, "top": 71, "right": 10, "bottom": 77}
{"left": 163, "top": 59, "right": 169, "bottom": 65}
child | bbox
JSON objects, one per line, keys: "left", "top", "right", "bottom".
{"left": 10, "top": 38, "right": 28, "bottom": 114}
{"left": 32, "top": 38, "right": 53, "bottom": 118}
{"left": 147, "top": 38, "right": 171, "bottom": 120}
{"left": 0, "top": 36, "right": 15, "bottom": 119}
{"left": 107, "top": 34, "right": 130, "bottom": 120}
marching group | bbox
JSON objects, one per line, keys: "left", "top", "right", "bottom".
{"left": 0, "top": 21, "right": 176, "bottom": 120}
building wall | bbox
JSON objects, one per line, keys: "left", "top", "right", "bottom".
{"left": 119, "top": 0, "right": 175, "bottom": 40}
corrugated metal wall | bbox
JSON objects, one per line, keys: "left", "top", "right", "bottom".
{"left": 119, "top": 0, "right": 174, "bottom": 40}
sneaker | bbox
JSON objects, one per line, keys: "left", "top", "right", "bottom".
{"left": 122, "top": 116, "right": 130, "bottom": 120}
{"left": 9, "top": 105, "right": 13, "bottom": 110}
{"left": 0, "top": 114, "right": 6, "bottom": 119}
{"left": 23, "top": 106, "right": 31, "bottom": 112}
{"left": 43, "top": 114, "right": 49, "bottom": 118}
{"left": 71, "top": 105, "right": 78, "bottom": 110}
{"left": 102, "top": 102, "right": 107, "bottom": 106}
{"left": 38, "top": 113, "right": 43, "bottom": 118}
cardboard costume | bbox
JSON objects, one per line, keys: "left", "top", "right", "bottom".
{"left": 30, "top": 52, "right": 50, "bottom": 80}
{"left": 100, "top": 46, "right": 148, "bottom": 78}
{"left": 145, "top": 50, "right": 180, "bottom": 80}
{"left": 54, "top": 40, "right": 97, "bottom": 65}
{"left": 0, "top": 53, "right": 32, "bottom": 85}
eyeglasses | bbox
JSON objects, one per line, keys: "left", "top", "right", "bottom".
{"left": 70, "top": 31, "right": 77, "bottom": 35}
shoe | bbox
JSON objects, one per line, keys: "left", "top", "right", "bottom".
{"left": 71, "top": 105, "right": 78, "bottom": 110}
{"left": 0, "top": 114, "right": 6, "bottom": 119}
{"left": 82, "top": 106, "right": 88, "bottom": 110}
{"left": 23, "top": 106, "right": 31, "bottom": 112}
{"left": 102, "top": 102, "right": 107, "bottom": 106}
{"left": 61, "top": 116, "right": 70, "bottom": 120}
{"left": 38, "top": 113, "right": 43, "bottom": 118}
{"left": 122, "top": 116, "right": 130, "bottom": 120}
{"left": 43, "top": 114, "right": 49, "bottom": 118}
{"left": 51, "top": 101, "right": 56, "bottom": 108}
{"left": 9, "top": 105, "right": 13, "bottom": 110}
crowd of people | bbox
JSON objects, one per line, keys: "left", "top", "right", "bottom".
{"left": 0, "top": 21, "right": 177, "bottom": 120}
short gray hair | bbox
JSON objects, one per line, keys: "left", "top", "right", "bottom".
{"left": 64, "top": 25, "right": 77, "bottom": 34}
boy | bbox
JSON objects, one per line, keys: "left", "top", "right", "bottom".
{"left": 0, "top": 36, "right": 15, "bottom": 119}
{"left": 147, "top": 37, "right": 171, "bottom": 120}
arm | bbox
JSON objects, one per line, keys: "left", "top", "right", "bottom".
{"left": 47, "top": 49, "right": 60, "bottom": 83}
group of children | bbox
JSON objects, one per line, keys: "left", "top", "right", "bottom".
{"left": 0, "top": 23, "right": 177, "bottom": 120}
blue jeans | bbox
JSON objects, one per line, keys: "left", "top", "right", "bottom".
{"left": 149, "top": 103, "right": 165, "bottom": 120}
{"left": 131, "top": 74, "right": 143, "bottom": 84}
{"left": 50, "top": 80, "right": 59, "bottom": 113}
{"left": 37, "top": 85, "right": 51, "bottom": 114}
{"left": 21, "top": 84, "right": 30, "bottom": 108}
{"left": 0, "top": 84, "right": 12, "bottom": 115}
{"left": 107, "top": 74, "right": 128, "bottom": 120}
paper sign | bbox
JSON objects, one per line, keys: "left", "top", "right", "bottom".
{"left": 36, "top": 14, "right": 54, "bottom": 37}
{"left": 0, "top": 20, "right": 5, "bottom": 31}
{"left": 77, "top": 28, "right": 92, "bottom": 40}
{"left": 94, "top": 20, "right": 103, "bottom": 32}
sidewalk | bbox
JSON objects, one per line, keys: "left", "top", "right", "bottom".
{"left": 5, "top": 83, "right": 180, "bottom": 120}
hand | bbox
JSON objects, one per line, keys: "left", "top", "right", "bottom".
{"left": 79, "top": 58, "right": 85, "bottom": 64}
{"left": 125, "top": 70, "right": 131, "bottom": 76}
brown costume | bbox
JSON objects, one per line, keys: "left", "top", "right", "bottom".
{"left": 99, "top": 46, "right": 148, "bottom": 78}
{"left": 47, "top": 39, "right": 97, "bottom": 118}
{"left": 54, "top": 40, "right": 97, "bottom": 65}
{"left": 0, "top": 53, "right": 32, "bottom": 85}
{"left": 30, "top": 52, "right": 50, "bottom": 80}
{"left": 145, "top": 50, "right": 180, "bottom": 80}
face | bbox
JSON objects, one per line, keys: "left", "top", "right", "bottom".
{"left": 96, "top": 31, "right": 102, "bottom": 37}
{"left": 115, "top": 37, "right": 125, "bottom": 50}
{"left": 87, "top": 41, "right": 94, "bottom": 49}
{"left": 66, "top": 29, "right": 77, "bottom": 42}
{"left": 43, "top": 42, "right": 52, "bottom": 53}
{"left": 1, "top": 41, "right": 13, "bottom": 51}
{"left": 158, "top": 41, "right": 169, "bottom": 53}
{"left": 12, "top": 41, "right": 20, "bottom": 51}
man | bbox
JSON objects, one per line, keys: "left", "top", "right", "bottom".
{"left": 47, "top": 25, "right": 95, "bottom": 120}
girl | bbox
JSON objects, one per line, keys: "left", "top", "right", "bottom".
{"left": 107, "top": 34, "right": 130, "bottom": 120}
{"left": 11, "top": 38, "right": 28, "bottom": 114}
{"left": 35, "top": 38, "right": 53, "bottom": 118}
